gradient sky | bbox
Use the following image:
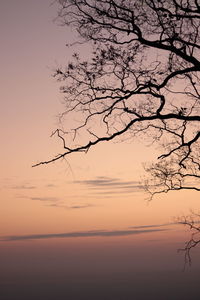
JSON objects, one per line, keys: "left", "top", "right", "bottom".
{"left": 1, "top": 1, "right": 200, "bottom": 299}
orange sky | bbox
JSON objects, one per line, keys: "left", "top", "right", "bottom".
{"left": 1, "top": 1, "right": 200, "bottom": 299}
{"left": 1, "top": 0, "right": 200, "bottom": 241}
{"left": 1, "top": 0, "right": 200, "bottom": 286}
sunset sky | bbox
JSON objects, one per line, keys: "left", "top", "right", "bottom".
{"left": 1, "top": 1, "right": 200, "bottom": 299}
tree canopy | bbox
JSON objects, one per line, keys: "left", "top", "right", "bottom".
{"left": 34, "top": 0, "right": 200, "bottom": 198}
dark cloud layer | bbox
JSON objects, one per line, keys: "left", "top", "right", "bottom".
{"left": 1, "top": 228, "right": 167, "bottom": 242}
{"left": 75, "top": 176, "right": 143, "bottom": 194}
{"left": 75, "top": 176, "right": 140, "bottom": 187}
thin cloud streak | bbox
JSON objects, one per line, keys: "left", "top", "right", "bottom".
{"left": 75, "top": 176, "right": 141, "bottom": 187}
{"left": 11, "top": 185, "right": 36, "bottom": 190}
{"left": 27, "top": 196, "right": 94, "bottom": 209}
{"left": 48, "top": 203, "right": 94, "bottom": 209}
{"left": 129, "top": 222, "right": 177, "bottom": 229}
{"left": 45, "top": 184, "right": 57, "bottom": 188}
{"left": 74, "top": 176, "right": 143, "bottom": 195}
{"left": 30, "top": 197, "right": 59, "bottom": 202}
{"left": 1, "top": 228, "right": 167, "bottom": 242}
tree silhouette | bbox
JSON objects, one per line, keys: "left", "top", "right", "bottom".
{"left": 34, "top": 0, "right": 200, "bottom": 251}
{"left": 178, "top": 212, "right": 200, "bottom": 267}
{"left": 35, "top": 0, "right": 200, "bottom": 195}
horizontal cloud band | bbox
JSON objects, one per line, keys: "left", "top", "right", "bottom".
{"left": 1, "top": 228, "right": 167, "bottom": 241}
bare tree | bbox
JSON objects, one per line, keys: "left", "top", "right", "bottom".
{"left": 32, "top": 0, "right": 200, "bottom": 261}
{"left": 178, "top": 212, "right": 200, "bottom": 267}
{"left": 34, "top": 0, "right": 200, "bottom": 244}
